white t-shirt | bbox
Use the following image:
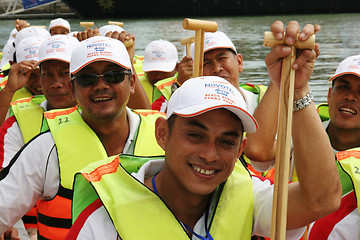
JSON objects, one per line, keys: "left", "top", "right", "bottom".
{"left": 0, "top": 108, "right": 140, "bottom": 234}
{"left": 71, "top": 159, "right": 305, "bottom": 240}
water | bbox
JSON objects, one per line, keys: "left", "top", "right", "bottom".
{"left": 1, "top": 13, "right": 360, "bottom": 104}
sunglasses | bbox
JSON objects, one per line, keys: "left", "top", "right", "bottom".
{"left": 72, "top": 70, "right": 132, "bottom": 87}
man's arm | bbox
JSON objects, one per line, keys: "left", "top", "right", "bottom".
{"left": 0, "top": 132, "right": 59, "bottom": 234}
{"left": 0, "top": 61, "right": 35, "bottom": 125}
{"left": 264, "top": 21, "right": 341, "bottom": 229}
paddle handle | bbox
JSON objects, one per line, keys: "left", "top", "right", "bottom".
{"left": 183, "top": 18, "right": 217, "bottom": 77}
{"left": 270, "top": 46, "right": 296, "bottom": 240}
{"left": 264, "top": 32, "right": 315, "bottom": 49}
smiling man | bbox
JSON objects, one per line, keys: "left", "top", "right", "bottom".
{"left": 0, "top": 36, "right": 165, "bottom": 239}
{"left": 67, "top": 74, "right": 341, "bottom": 239}
{"left": 306, "top": 55, "right": 360, "bottom": 239}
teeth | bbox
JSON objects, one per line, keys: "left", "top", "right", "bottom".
{"left": 192, "top": 165, "right": 215, "bottom": 175}
{"left": 340, "top": 107, "right": 357, "bottom": 115}
{"left": 94, "top": 97, "right": 110, "bottom": 102}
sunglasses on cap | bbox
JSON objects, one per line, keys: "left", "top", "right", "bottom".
{"left": 71, "top": 70, "right": 132, "bottom": 87}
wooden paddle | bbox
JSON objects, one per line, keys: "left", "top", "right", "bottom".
{"left": 263, "top": 32, "right": 315, "bottom": 240}
{"left": 80, "top": 22, "right": 94, "bottom": 30}
{"left": 108, "top": 21, "right": 124, "bottom": 27}
{"left": 182, "top": 18, "right": 217, "bottom": 77}
{"left": 181, "top": 36, "right": 195, "bottom": 57}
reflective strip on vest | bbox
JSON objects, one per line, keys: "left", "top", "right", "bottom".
{"left": 77, "top": 157, "right": 253, "bottom": 239}
{"left": 154, "top": 76, "right": 177, "bottom": 101}
{"left": 337, "top": 147, "right": 360, "bottom": 214}
{"left": 10, "top": 97, "right": 45, "bottom": 143}
{"left": 11, "top": 87, "right": 34, "bottom": 102}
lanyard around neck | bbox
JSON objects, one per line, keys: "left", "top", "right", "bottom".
{"left": 151, "top": 174, "right": 214, "bottom": 240}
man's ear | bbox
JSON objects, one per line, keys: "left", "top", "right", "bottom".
{"left": 237, "top": 136, "right": 247, "bottom": 159}
{"left": 129, "top": 74, "right": 135, "bottom": 95}
{"left": 327, "top": 87, "right": 332, "bottom": 104}
{"left": 236, "top": 54, "right": 244, "bottom": 73}
{"left": 155, "top": 117, "right": 168, "bottom": 151}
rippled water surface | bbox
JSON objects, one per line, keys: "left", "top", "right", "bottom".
{"left": 1, "top": 13, "right": 360, "bottom": 104}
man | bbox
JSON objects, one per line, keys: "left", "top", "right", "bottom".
{"left": 306, "top": 55, "right": 360, "bottom": 239}
{"left": 140, "top": 39, "right": 179, "bottom": 103}
{"left": 49, "top": 18, "right": 71, "bottom": 36}
{"left": 0, "top": 26, "right": 51, "bottom": 125}
{"left": 0, "top": 36, "right": 164, "bottom": 239}
{"left": 0, "top": 34, "right": 78, "bottom": 240}
{"left": 67, "top": 74, "right": 341, "bottom": 239}
{"left": 152, "top": 30, "right": 267, "bottom": 115}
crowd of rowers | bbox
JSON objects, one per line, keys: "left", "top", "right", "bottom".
{"left": 0, "top": 17, "right": 358, "bottom": 240}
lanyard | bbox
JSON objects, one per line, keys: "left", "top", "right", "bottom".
{"left": 151, "top": 174, "right": 214, "bottom": 240}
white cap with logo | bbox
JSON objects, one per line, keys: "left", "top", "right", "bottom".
{"left": 15, "top": 37, "right": 44, "bottom": 63}
{"left": 190, "top": 31, "right": 237, "bottom": 58}
{"left": 49, "top": 18, "right": 71, "bottom": 32}
{"left": 14, "top": 27, "right": 50, "bottom": 48}
{"left": 34, "top": 35, "right": 79, "bottom": 68}
{"left": 142, "top": 39, "right": 178, "bottom": 72}
{"left": 329, "top": 55, "right": 360, "bottom": 81}
{"left": 70, "top": 36, "right": 132, "bottom": 74}
{"left": 167, "top": 76, "right": 258, "bottom": 133}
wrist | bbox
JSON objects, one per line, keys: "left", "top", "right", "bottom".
{"left": 293, "top": 91, "right": 313, "bottom": 111}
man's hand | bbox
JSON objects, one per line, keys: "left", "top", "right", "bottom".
{"left": 15, "top": 19, "right": 30, "bottom": 32}
{"left": 265, "top": 21, "right": 320, "bottom": 95}
{"left": 76, "top": 28, "right": 100, "bottom": 41}
{"left": 5, "top": 60, "right": 35, "bottom": 94}
{"left": 176, "top": 56, "right": 193, "bottom": 85}
{"left": 105, "top": 31, "right": 136, "bottom": 61}
{"left": 0, "top": 227, "right": 20, "bottom": 240}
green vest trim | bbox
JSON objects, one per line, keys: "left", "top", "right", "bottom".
{"left": 337, "top": 148, "right": 360, "bottom": 214}
{"left": 240, "top": 83, "right": 267, "bottom": 104}
{"left": 10, "top": 96, "right": 46, "bottom": 143}
{"left": 317, "top": 103, "right": 330, "bottom": 122}
{"left": 76, "top": 158, "right": 253, "bottom": 239}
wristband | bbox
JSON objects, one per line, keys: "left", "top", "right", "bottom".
{"left": 293, "top": 91, "right": 313, "bottom": 111}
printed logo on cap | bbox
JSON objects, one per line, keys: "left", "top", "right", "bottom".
{"left": 86, "top": 39, "right": 114, "bottom": 58}
{"left": 46, "top": 38, "right": 66, "bottom": 54}
{"left": 204, "top": 81, "right": 237, "bottom": 105}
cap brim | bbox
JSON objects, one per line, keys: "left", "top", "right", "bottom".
{"left": 329, "top": 72, "right": 360, "bottom": 81}
{"left": 71, "top": 58, "right": 131, "bottom": 74}
{"left": 173, "top": 104, "right": 258, "bottom": 133}
{"left": 34, "top": 57, "right": 70, "bottom": 68}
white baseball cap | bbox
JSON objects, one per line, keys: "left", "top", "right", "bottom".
{"left": 329, "top": 55, "right": 360, "bottom": 81}
{"left": 70, "top": 36, "right": 132, "bottom": 74}
{"left": 34, "top": 35, "right": 79, "bottom": 68}
{"left": 190, "top": 31, "right": 237, "bottom": 58}
{"left": 0, "top": 41, "right": 14, "bottom": 68}
{"left": 15, "top": 37, "right": 44, "bottom": 63}
{"left": 14, "top": 27, "right": 50, "bottom": 48}
{"left": 99, "top": 25, "right": 125, "bottom": 36}
{"left": 49, "top": 18, "right": 71, "bottom": 32}
{"left": 142, "top": 39, "right": 178, "bottom": 72}
{"left": 167, "top": 76, "right": 258, "bottom": 133}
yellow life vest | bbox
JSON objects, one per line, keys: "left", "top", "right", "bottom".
{"left": 37, "top": 106, "right": 165, "bottom": 239}
{"left": 337, "top": 147, "right": 360, "bottom": 214}
{"left": 139, "top": 74, "right": 177, "bottom": 103}
{"left": 76, "top": 157, "right": 254, "bottom": 239}
{"left": 11, "top": 87, "right": 35, "bottom": 102}
{"left": 9, "top": 96, "right": 46, "bottom": 143}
